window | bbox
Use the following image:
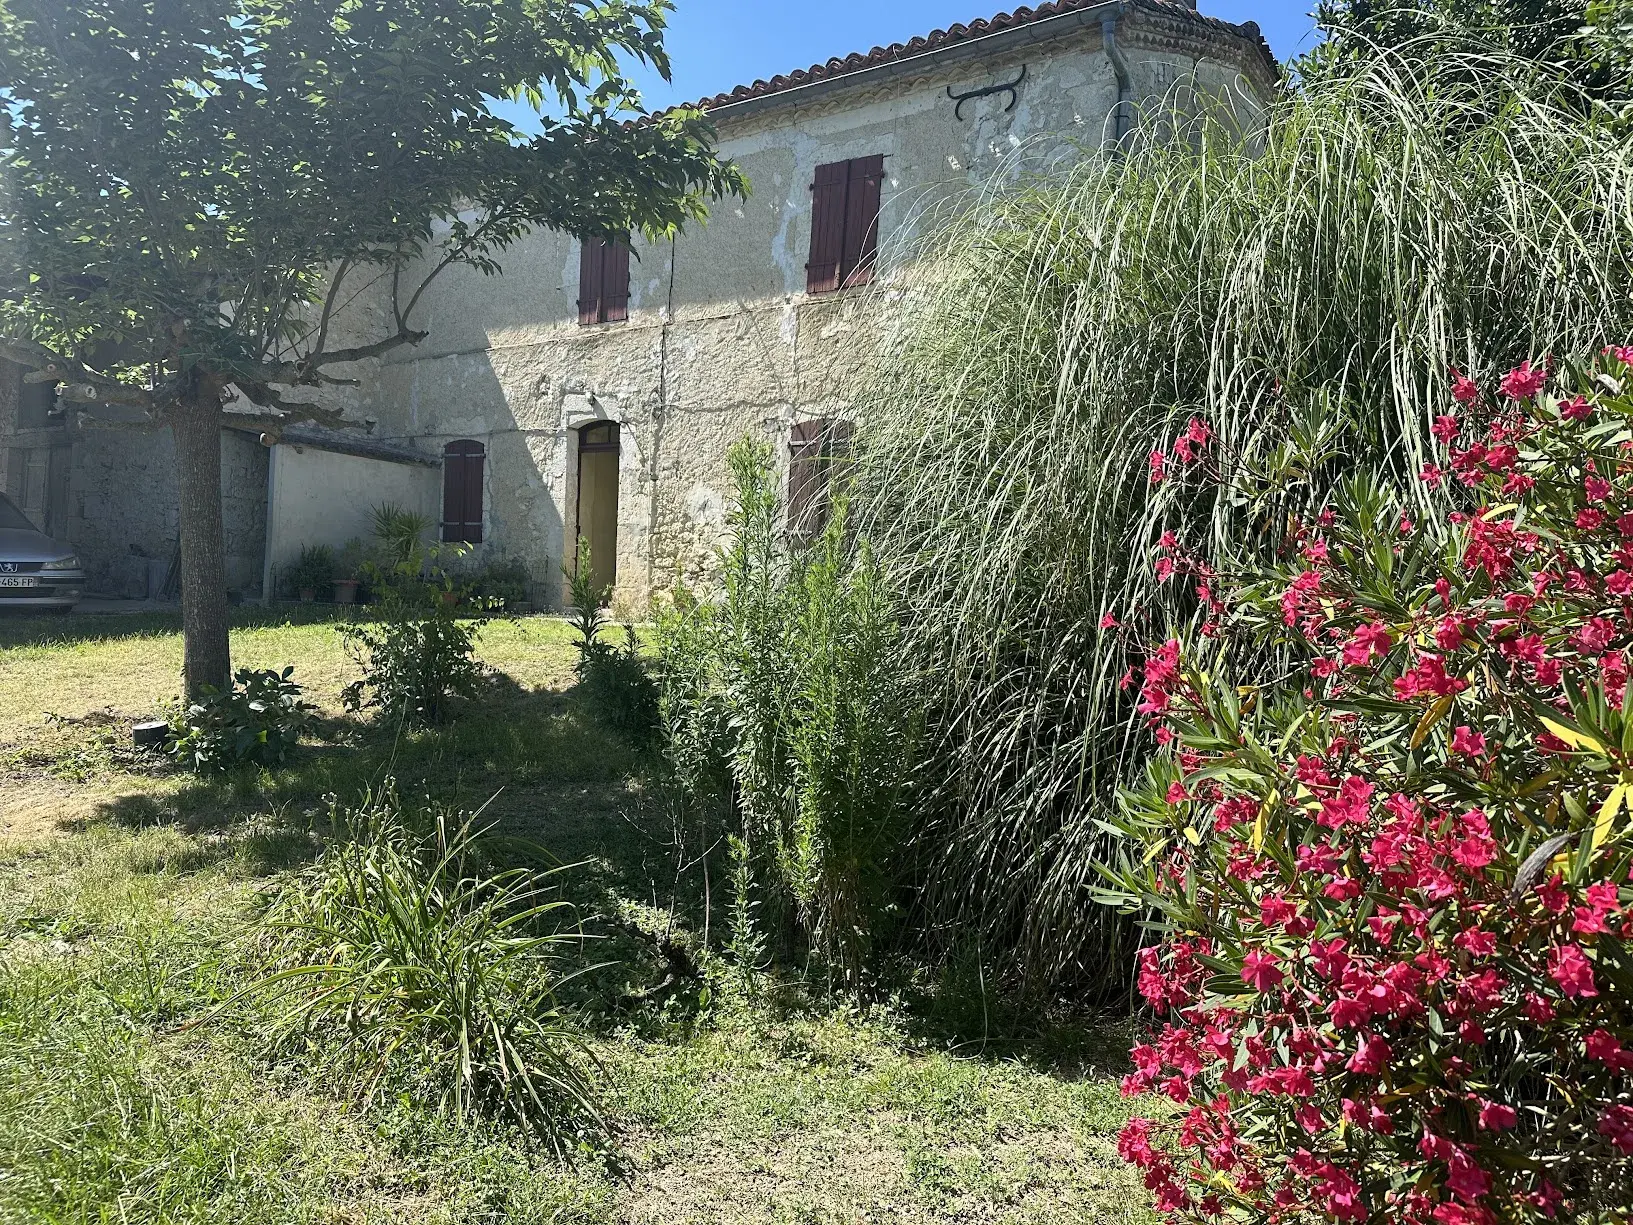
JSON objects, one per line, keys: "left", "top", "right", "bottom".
{"left": 578, "top": 236, "right": 631, "bottom": 326}
{"left": 806, "top": 156, "right": 885, "bottom": 295}
{"left": 442, "top": 440, "right": 485, "bottom": 543}
{"left": 17, "top": 372, "right": 59, "bottom": 430}
{"left": 787, "top": 418, "right": 854, "bottom": 539}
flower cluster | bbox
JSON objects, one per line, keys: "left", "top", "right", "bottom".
{"left": 1110, "top": 350, "right": 1633, "bottom": 1224}
{"left": 1151, "top": 417, "right": 1217, "bottom": 485}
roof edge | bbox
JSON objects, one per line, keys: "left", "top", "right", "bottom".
{"left": 670, "top": 0, "right": 1278, "bottom": 122}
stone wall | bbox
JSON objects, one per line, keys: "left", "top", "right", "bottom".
{"left": 351, "top": 11, "right": 1272, "bottom": 612}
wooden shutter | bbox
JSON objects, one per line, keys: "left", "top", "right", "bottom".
{"left": 787, "top": 420, "right": 826, "bottom": 537}
{"left": 841, "top": 155, "right": 884, "bottom": 288}
{"left": 442, "top": 440, "right": 485, "bottom": 543}
{"left": 806, "top": 162, "right": 849, "bottom": 294}
{"left": 602, "top": 239, "right": 630, "bottom": 323}
{"left": 578, "top": 239, "right": 604, "bottom": 326}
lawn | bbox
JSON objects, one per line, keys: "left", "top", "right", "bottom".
{"left": 0, "top": 607, "right": 1149, "bottom": 1225}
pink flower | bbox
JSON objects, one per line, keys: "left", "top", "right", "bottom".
{"left": 1547, "top": 943, "right": 1598, "bottom": 998}
{"left": 1421, "top": 463, "right": 1446, "bottom": 488}
{"left": 1342, "top": 622, "right": 1394, "bottom": 668}
{"left": 1599, "top": 1104, "right": 1633, "bottom": 1155}
{"left": 1587, "top": 474, "right": 1614, "bottom": 502}
{"left": 1450, "top": 369, "right": 1480, "bottom": 404}
{"left": 1499, "top": 359, "right": 1547, "bottom": 401}
{"left": 1476, "top": 1099, "right": 1518, "bottom": 1132}
{"left": 1241, "top": 950, "right": 1283, "bottom": 994}
{"left": 1561, "top": 394, "right": 1593, "bottom": 422}
{"left": 1586, "top": 1029, "right": 1633, "bottom": 1072}
{"left": 1445, "top": 1147, "right": 1492, "bottom": 1204}
{"left": 1604, "top": 344, "right": 1633, "bottom": 367}
{"left": 1433, "top": 413, "right": 1462, "bottom": 442}
{"left": 1117, "top": 1118, "right": 1159, "bottom": 1166}
{"left": 1450, "top": 725, "right": 1487, "bottom": 758}
{"left": 1100, "top": 612, "right": 1119, "bottom": 629}
{"left": 1148, "top": 448, "right": 1168, "bottom": 484}
{"left": 1346, "top": 1032, "right": 1392, "bottom": 1076}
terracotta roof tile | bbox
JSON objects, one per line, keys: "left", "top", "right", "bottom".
{"left": 675, "top": 0, "right": 1276, "bottom": 114}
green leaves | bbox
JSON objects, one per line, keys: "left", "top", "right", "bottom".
{"left": 0, "top": 0, "right": 745, "bottom": 407}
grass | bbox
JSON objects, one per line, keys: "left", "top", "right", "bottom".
{"left": 0, "top": 607, "right": 1149, "bottom": 1224}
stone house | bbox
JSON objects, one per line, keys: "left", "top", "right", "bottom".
{"left": 0, "top": 0, "right": 1275, "bottom": 609}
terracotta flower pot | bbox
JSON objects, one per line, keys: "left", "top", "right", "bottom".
{"left": 332, "top": 578, "right": 360, "bottom": 605}
{"left": 298, "top": 588, "right": 317, "bottom": 603}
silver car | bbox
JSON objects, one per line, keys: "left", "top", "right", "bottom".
{"left": 0, "top": 491, "right": 84, "bottom": 611}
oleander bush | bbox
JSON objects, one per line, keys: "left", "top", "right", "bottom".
{"left": 1103, "top": 349, "right": 1633, "bottom": 1222}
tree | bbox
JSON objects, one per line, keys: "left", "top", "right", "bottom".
{"left": 1304, "top": 0, "right": 1633, "bottom": 117}
{"left": 0, "top": 0, "right": 743, "bottom": 694}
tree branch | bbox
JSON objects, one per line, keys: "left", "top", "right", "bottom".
{"left": 0, "top": 336, "right": 157, "bottom": 412}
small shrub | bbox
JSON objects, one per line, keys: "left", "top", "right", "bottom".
{"left": 566, "top": 538, "right": 658, "bottom": 738}
{"left": 282, "top": 545, "right": 334, "bottom": 597}
{"left": 339, "top": 509, "right": 484, "bottom": 725}
{"left": 251, "top": 785, "right": 600, "bottom": 1150}
{"left": 340, "top": 616, "right": 485, "bottom": 725}
{"left": 575, "top": 625, "right": 659, "bottom": 739}
{"left": 1105, "top": 351, "right": 1633, "bottom": 1223}
{"left": 169, "top": 667, "right": 313, "bottom": 772}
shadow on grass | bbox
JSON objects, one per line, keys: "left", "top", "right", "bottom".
{"left": 0, "top": 604, "right": 368, "bottom": 650}
{"left": 89, "top": 675, "right": 658, "bottom": 880}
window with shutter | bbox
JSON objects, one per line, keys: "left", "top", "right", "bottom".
{"left": 786, "top": 418, "right": 854, "bottom": 540}
{"left": 807, "top": 156, "right": 885, "bottom": 296}
{"left": 578, "top": 236, "right": 631, "bottom": 326}
{"left": 442, "top": 440, "right": 485, "bottom": 543}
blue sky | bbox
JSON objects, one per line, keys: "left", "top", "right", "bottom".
{"left": 619, "top": 0, "right": 1320, "bottom": 112}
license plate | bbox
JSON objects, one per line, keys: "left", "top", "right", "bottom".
{"left": 0, "top": 576, "right": 38, "bottom": 588}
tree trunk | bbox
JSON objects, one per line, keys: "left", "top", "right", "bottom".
{"left": 171, "top": 385, "right": 232, "bottom": 697}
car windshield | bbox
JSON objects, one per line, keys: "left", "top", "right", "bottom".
{"left": 0, "top": 492, "right": 39, "bottom": 532}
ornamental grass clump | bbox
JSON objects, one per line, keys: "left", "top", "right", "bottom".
{"left": 250, "top": 786, "right": 599, "bottom": 1151}
{"left": 1104, "top": 350, "right": 1633, "bottom": 1223}
{"left": 855, "top": 39, "right": 1633, "bottom": 991}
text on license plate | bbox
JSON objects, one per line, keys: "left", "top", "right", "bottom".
{"left": 0, "top": 576, "right": 39, "bottom": 588}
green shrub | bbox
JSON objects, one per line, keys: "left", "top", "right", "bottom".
{"left": 340, "top": 615, "right": 485, "bottom": 725}
{"left": 250, "top": 785, "right": 600, "bottom": 1150}
{"left": 565, "top": 538, "right": 658, "bottom": 738}
{"left": 169, "top": 667, "right": 313, "bottom": 772}
{"left": 853, "top": 39, "right": 1633, "bottom": 993}
{"left": 339, "top": 509, "right": 484, "bottom": 725}
{"left": 654, "top": 438, "right": 918, "bottom": 990}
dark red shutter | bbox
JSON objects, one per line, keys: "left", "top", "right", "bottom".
{"left": 841, "top": 155, "right": 884, "bottom": 288}
{"left": 578, "top": 239, "right": 604, "bottom": 326}
{"left": 603, "top": 239, "right": 630, "bottom": 323}
{"left": 443, "top": 440, "right": 485, "bottom": 543}
{"left": 788, "top": 420, "right": 826, "bottom": 536}
{"left": 807, "top": 162, "right": 849, "bottom": 294}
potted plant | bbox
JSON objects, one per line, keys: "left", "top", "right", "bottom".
{"left": 286, "top": 545, "right": 335, "bottom": 603}
{"left": 332, "top": 572, "right": 361, "bottom": 604}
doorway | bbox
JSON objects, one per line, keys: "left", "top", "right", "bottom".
{"left": 575, "top": 421, "right": 619, "bottom": 596}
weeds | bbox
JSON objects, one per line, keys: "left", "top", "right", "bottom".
{"left": 655, "top": 439, "right": 918, "bottom": 991}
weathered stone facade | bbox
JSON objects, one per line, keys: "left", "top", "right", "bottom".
{"left": 0, "top": 0, "right": 1274, "bottom": 608}
{"left": 342, "top": 0, "right": 1275, "bottom": 612}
